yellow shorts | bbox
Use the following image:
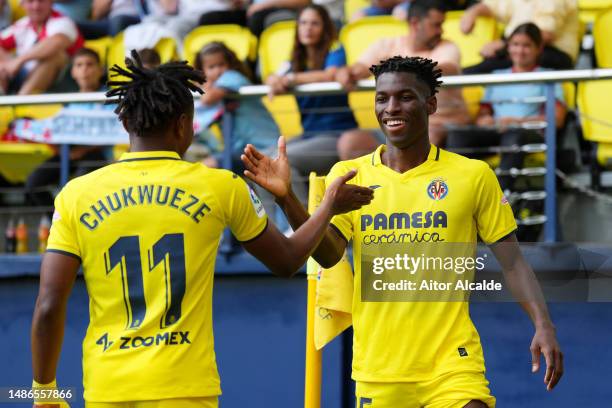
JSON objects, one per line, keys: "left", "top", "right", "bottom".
{"left": 86, "top": 396, "right": 218, "bottom": 408}
{"left": 356, "top": 371, "right": 496, "bottom": 408}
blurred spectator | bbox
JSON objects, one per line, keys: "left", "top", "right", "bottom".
{"left": 449, "top": 23, "right": 566, "bottom": 191}
{"left": 350, "top": 0, "right": 404, "bottom": 22}
{"left": 0, "top": 0, "right": 11, "bottom": 31}
{"left": 246, "top": 0, "right": 309, "bottom": 37}
{"left": 335, "top": 0, "right": 470, "bottom": 152}
{"left": 198, "top": 0, "right": 248, "bottom": 27}
{"left": 0, "top": 0, "right": 84, "bottom": 95}
{"left": 195, "top": 41, "right": 278, "bottom": 168}
{"left": 25, "top": 48, "right": 109, "bottom": 207}
{"left": 392, "top": 0, "right": 478, "bottom": 20}
{"left": 77, "top": 0, "right": 142, "bottom": 39}
{"left": 138, "top": 47, "right": 161, "bottom": 69}
{"left": 391, "top": 1, "right": 411, "bottom": 20}
{"left": 53, "top": 0, "right": 91, "bottom": 22}
{"left": 266, "top": 4, "right": 358, "bottom": 202}
{"left": 477, "top": 24, "right": 566, "bottom": 129}
{"left": 70, "top": 48, "right": 106, "bottom": 92}
{"left": 460, "top": 0, "right": 579, "bottom": 73}
{"left": 124, "top": 0, "right": 243, "bottom": 53}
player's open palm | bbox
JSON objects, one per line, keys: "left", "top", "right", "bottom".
{"left": 530, "top": 325, "right": 563, "bottom": 391}
{"left": 241, "top": 136, "right": 291, "bottom": 199}
{"left": 325, "top": 170, "right": 374, "bottom": 215}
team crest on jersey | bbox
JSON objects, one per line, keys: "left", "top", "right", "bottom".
{"left": 427, "top": 178, "right": 448, "bottom": 201}
{"left": 248, "top": 185, "right": 266, "bottom": 218}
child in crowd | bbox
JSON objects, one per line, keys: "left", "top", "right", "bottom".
{"left": 194, "top": 41, "right": 278, "bottom": 169}
{"left": 25, "top": 48, "right": 111, "bottom": 206}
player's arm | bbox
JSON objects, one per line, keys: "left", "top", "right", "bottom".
{"left": 241, "top": 137, "right": 352, "bottom": 268}
{"left": 273, "top": 187, "right": 348, "bottom": 268}
{"left": 490, "top": 233, "right": 563, "bottom": 391}
{"left": 31, "top": 252, "right": 79, "bottom": 385}
{"left": 242, "top": 168, "right": 370, "bottom": 276}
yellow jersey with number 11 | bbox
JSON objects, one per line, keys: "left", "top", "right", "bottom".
{"left": 46, "top": 151, "right": 268, "bottom": 402}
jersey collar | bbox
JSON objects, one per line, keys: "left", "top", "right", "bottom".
{"left": 118, "top": 151, "right": 181, "bottom": 163}
{"left": 370, "top": 143, "right": 440, "bottom": 167}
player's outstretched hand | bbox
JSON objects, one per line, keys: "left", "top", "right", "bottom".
{"left": 33, "top": 400, "right": 70, "bottom": 407}
{"left": 530, "top": 325, "right": 563, "bottom": 391}
{"left": 241, "top": 136, "right": 290, "bottom": 199}
{"left": 323, "top": 169, "right": 374, "bottom": 215}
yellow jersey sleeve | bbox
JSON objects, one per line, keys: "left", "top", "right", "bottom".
{"left": 220, "top": 173, "right": 268, "bottom": 242}
{"left": 325, "top": 162, "right": 353, "bottom": 243}
{"left": 474, "top": 164, "right": 517, "bottom": 244}
{"left": 47, "top": 186, "right": 81, "bottom": 259}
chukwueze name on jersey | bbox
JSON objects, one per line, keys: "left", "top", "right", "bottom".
{"left": 78, "top": 184, "right": 211, "bottom": 230}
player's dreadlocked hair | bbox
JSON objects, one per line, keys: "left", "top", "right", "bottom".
{"left": 369, "top": 56, "right": 443, "bottom": 96}
{"left": 106, "top": 50, "right": 206, "bottom": 137}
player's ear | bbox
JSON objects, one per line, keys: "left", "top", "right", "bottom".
{"left": 175, "top": 113, "right": 188, "bottom": 138}
{"left": 120, "top": 118, "right": 130, "bottom": 133}
{"left": 426, "top": 95, "right": 437, "bottom": 115}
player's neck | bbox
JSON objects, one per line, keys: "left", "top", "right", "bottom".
{"left": 383, "top": 137, "right": 431, "bottom": 174}
{"left": 129, "top": 134, "right": 179, "bottom": 153}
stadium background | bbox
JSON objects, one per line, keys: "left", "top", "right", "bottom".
{"left": 1, "top": 0, "right": 612, "bottom": 407}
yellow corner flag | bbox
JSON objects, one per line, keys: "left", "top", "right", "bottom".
{"left": 314, "top": 253, "right": 353, "bottom": 350}
{"left": 305, "top": 173, "right": 354, "bottom": 408}
{"left": 306, "top": 173, "right": 353, "bottom": 350}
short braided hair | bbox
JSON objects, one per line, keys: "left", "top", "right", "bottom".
{"left": 106, "top": 50, "right": 205, "bottom": 137}
{"left": 370, "top": 56, "right": 443, "bottom": 95}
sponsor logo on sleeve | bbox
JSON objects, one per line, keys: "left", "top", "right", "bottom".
{"left": 248, "top": 186, "right": 266, "bottom": 218}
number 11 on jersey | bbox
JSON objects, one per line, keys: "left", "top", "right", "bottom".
{"left": 105, "top": 233, "right": 187, "bottom": 330}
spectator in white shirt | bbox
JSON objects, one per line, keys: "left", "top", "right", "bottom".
{"left": 0, "top": 0, "right": 84, "bottom": 94}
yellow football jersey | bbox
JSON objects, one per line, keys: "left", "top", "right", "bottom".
{"left": 326, "top": 144, "right": 516, "bottom": 382}
{"left": 46, "top": 151, "right": 268, "bottom": 402}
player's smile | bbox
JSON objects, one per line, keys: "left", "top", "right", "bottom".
{"left": 382, "top": 117, "right": 408, "bottom": 133}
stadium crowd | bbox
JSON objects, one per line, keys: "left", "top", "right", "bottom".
{"left": 0, "top": 0, "right": 593, "bottom": 240}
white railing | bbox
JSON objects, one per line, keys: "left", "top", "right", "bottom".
{"left": 2, "top": 69, "right": 612, "bottom": 105}
{"left": 3, "top": 68, "right": 612, "bottom": 242}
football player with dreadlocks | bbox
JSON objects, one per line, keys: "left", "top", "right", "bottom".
{"left": 31, "top": 50, "right": 373, "bottom": 408}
